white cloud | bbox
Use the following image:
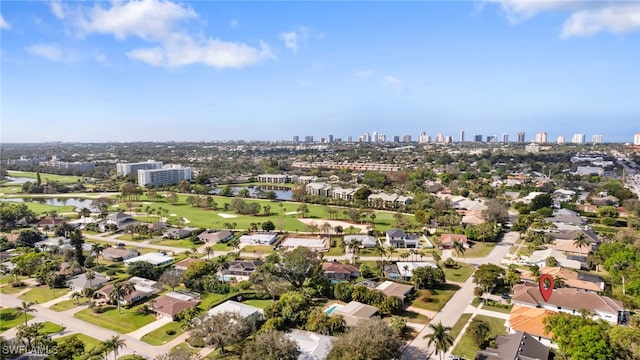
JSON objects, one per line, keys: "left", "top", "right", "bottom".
{"left": 230, "top": 18, "right": 239, "bottom": 29}
{"left": 95, "top": 53, "right": 111, "bottom": 66}
{"left": 127, "top": 33, "right": 273, "bottom": 68}
{"left": 0, "top": 14, "right": 10, "bottom": 30}
{"left": 481, "top": 0, "right": 640, "bottom": 37}
{"left": 562, "top": 4, "right": 640, "bottom": 38}
{"left": 382, "top": 75, "right": 406, "bottom": 93}
{"left": 355, "top": 69, "right": 374, "bottom": 79}
{"left": 50, "top": 1, "right": 65, "bottom": 20}
{"left": 77, "top": 0, "right": 196, "bottom": 40}
{"left": 280, "top": 26, "right": 310, "bottom": 54}
{"left": 26, "top": 44, "right": 63, "bottom": 61}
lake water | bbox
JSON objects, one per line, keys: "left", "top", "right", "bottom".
{"left": 0, "top": 197, "right": 97, "bottom": 210}
{"left": 3, "top": 176, "right": 35, "bottom": 185}
{"left": 211, "top": 185, "right": 292, "bottom": 200}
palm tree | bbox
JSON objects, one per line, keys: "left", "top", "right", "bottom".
{"left": 103, "top": 335, "right": 126, "bottom": 360}
{"left": 452, "top": 240, "right": 465, "bottom": 262}
{"left": 110, "top": 282, "right": 135, "bottom": 313}
{"left": 71, "top": 291, "right": 82, "bottom": 305}
{"left": 91, "top": 243, "right": 104, "bottom": 266}
{"left": 204, "top": 246, "right": 214, "bottom": 260}
{"left": 214, "top": 255, "right": 230, "bottom": 274}
{"left": 85, "top": 270, "right": 96, "bottom": 289}
{"left": 612, "top": 260, "right": 630, "bottom": 295}
{"left": 15, "top": 301, "right": 37, "bottom": 326}
{"left": 573, "top": 232, "right": 590, "bottom": 257}
{"left": 346, "top": 239, "right": 362, "bottom": 264}
{"left": 424, "top": 321, "right": 454, "bottom": 360}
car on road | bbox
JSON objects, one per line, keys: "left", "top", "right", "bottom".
{"left": 447, "top": 356, "right": 462, "bottom": 360}
{"left": 501, "top": 293, "right": 511, "bottom": 300}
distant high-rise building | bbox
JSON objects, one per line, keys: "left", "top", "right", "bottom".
{"left": 117, "top": 160, "right": 163, "bottom": 176}
{"left": 363, "top": 133, "right": 371, "bottom": 142}
{"left": 138, "top": 165, "right": 192, "bottom": 186}
{"left": 402, "top": 134, "right": 412, "bottom": 143}
{"left": 392, "top": 135, "right": 400, "bottom": 143}
{"left": 435, "top": 133, "right": 444, "bottom": 143}
{"left": 460, "top": 130, "right": 465, "bottom": 142}
{"left": 634, "top": 133, "right": 640, "bottom": 146}
{"left": 347, "top": 136, "right": 353, "bottom": 143}
{"left": 535, "top": 132, "right": 548, "bottom": 144}
{"left": 517, "top": 131, "right": 525, "bottom": 143}
{"left": 572, "top": 133, "right": 585, "bottom": 144}
{"left": 372, "top": 131, "right": 378, "bottom": 143}
{"left": 304, "top": 135, "right": 314, "bottom": 143}
{"left": 557, "top": 136, "right": 566, "bottom": 144}
{"left": 419, "top": 132, "right": 431, "bottom": 143}
{"left": 486, "top": 135, "right": 496, "bottom": 143}
{"left": 328, "top": 134, "right": 334, "bottom": 143}
{"left": 591, "top": 134, "right": 603, "bottom": 144}
{"left": 445, "top": 135, "right": 453, "bottom": 144}
{"left": 378, "top": 134, "right": 386, "bottom": 143}
{"left": 473, "top": 134, "right": 483, "bottom": 142}
{"left": 292, "top": 136, "right": 299, "bottom": 143}
{"left": 501, "top": 133, "right": 508, "bottom": 144}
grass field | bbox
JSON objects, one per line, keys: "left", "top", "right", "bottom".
{"left": 410, "top": 287, "right": 458, "bottom": 312}
{"left": 40, "top": 321, "right": 65, "bottom": 335}
{"left": 443, "top": 264, "right": 474, "bottom": 283}
{"left": 141, "top": 321, "right": 185, "bottom": 346}
{"left": 198, "top": 292, "right": 227, "bottom": 311}
{"left": 242, "top": 299, "right": 274, "bottom": 309}
{"left": 18, "top": 286, "right": 70, "bottom": 304}
{"left": 450, "top": 313, "right": 473, "bottom": 340}
{"left": 452, "top": 315, "right": 507, "bottom": 359}
{"left": 395, "top": 309, "right": 431, "bottom": 324}
{"left": 0, "top": 308, "right": 34, "bottom": 331}
{"left": 54, "top": 333, "right": 103, "bottom": 354}
{"left": 7, "top": 170, "right": 85, "bottom": 184}
{"left": 50, "top": 297, "right": 91, "bottom": 312}
{"left": 463, "top": 242, "right": 497, "bottom": 258}
{"left": 0, "top": 283, "right": 28, "bottom": 294}
{"left": 74, "top": 305, "right": 156, "bottom": 333}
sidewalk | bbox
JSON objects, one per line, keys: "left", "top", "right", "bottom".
{"left": 444, "top": 303, "right": 510, "bottom": 358}
{"left": 127, "top": 316, "right": 172, "bottom": 339}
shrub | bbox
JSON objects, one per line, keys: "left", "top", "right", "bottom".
{"left": 106, "top": 269, "right": 117, "bottom": 276}
{"left": 186, "top": 335, "right": 204, "bottom": 348}
{"left": 91, "top": 306, "right": 106, "bottom": 314}
{"left": 11, "top": 281, "right": 24, "bottom": 288}
{"left": 166, "top": 329, "right": 176, "bottom": 336}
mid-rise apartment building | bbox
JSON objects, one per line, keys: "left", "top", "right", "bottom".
{"left": 138, "top": 165, "right": 192, "bottom": 186}
{"left": 117, "top": 160, "right": 163, "bottom": 176}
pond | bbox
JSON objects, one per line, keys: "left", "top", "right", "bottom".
{"left": 2, "top": 177, "right": 35, "bottom": 185}
{"left": 0, "top": 197, "right": 97, "bottom": 211}
{"left": 211, "top": 185, "right": 292, "bottom": 200}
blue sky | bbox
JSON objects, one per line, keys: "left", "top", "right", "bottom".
{"left": 1, "top": 0, "right": 639, "bottom": 143}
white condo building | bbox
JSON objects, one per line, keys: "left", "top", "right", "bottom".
{"left": 634, "top": 133, "right": 640, "bottom": 146}
{"left": 138, "top": 165, "right": 192, "bottom": 186}
{"left": 117, "top": 160, "right": 163, "bottom": 176}
{"left": 535, "top": 132, "right": 548, "bottom": 144}
{"left": 557, "top": 136, "right": 566, "bottom": 144}
{"left": 592, "top": 134, "right": 603, "bottom": 144}
{"left": 572, "top": 133, "right": 585, "bottom": 144}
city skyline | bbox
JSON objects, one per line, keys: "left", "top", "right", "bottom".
{"left": 1, "top": 1, "right": 639, "bottom": 143}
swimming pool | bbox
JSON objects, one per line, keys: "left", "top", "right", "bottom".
{"left": 325, "top": 304, "right": 343, "bottom": 315}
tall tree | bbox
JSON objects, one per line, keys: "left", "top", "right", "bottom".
{"left": 327, "top": 318, "right": 403, "bottom": 360}
{"left": 189, "top": 311, "right": 251, "bottom": 354}
{"left": 424, "top": 322, "right": 454, "bottom": 360}
{"left": 103, "top": 335, "right": 126, "bottom": 360}
{"left": 452, "top": 240, "right": 465, "bottom": 262}
{"left": 241, "top": 330, "right": 300, "bottom": 360}
{"left": 15, "top": 301, "right": 37, "bottom": 326}
{"left": 573, "top": 232, "right": 590, "bottom": 257}
{"left": 110, "top": 282, "right": 135, "bottom": 313}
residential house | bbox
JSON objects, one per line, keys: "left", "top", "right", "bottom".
{"left": 344, "top": 235, "right": 377, "bottom": 248}
{"left": 545, "top": 209, "right": 584, "bottom": 225}
{"left": 376, "top": 281, "right": 414, "bottom": 304}
{"left": 507, "top": 305, "right": 554, "bottom": 347}
{"left": 439, "top": 234, "right": 469, "bottom": 249}
{"left": 394, "top": 262, "right": 438, "bottom": 281}
{"left": 257, "top": 174, "right": 293, "bottom": 183}
{"left": 163, "top": 227, "right": 195, "bottom": 239}
{"left": 280, "top": 237, "right": 330, "bottom": 252}
{"left": 34, "top": 237, "right": 72, "bottom": 252}
{"left": 124, "top": 252, "right": 174, "bottom": 267}
{"left": 173, "top": 257, "right": 203, "bottom": 271}
{"left": 96, "top": 276, "right": 160, "bottom": 306}
{"left": 591, "top": 195, "right": 619, "bottom": 207}
{"left": 367, "top": 193, "right": 413, "bottom": 209}
{"left": 37, "top": 216, "right": 69, "bottom": 227}
{"left": 521, "top": 267, "right": 604, "bottom": 293}
{"left": 296, "top": 176, "right": 319, "bottom": 184}
{"left": 461, "top": 212, "right": 485, "bottom": 225}
{"left": 105, "top": 212, "right": 138, "bottom": 231}
{"left": 102, "top": 247, "right": 140, "bottom": 262}
{"left": 305, "top": 182, "right": 332, "bottom": 197}
{"left": 223, "top": 260, "right": 264, "bottom": 277}
{"left": 528, "top": 248, "right": 583, "bottom": 270}
{"left": 330, "top": 301, "right": 378, "bottom": 327}
{"left": 384, "top": 229, "right": 420, "bottom": 248}
{"left": 322, "top": 262, "right": 360, "bottom": 281}
{"left": 330, "top": 187, "right": 358, "bottom": 201}
{"left": 197, "top": 230, "right": 233, "bottom": 244}
{"left": 475, "top": 331, "right": 549, "bottom": 360}
{"left": 207, "top": 300, "right": 263, "bottom": 324}
{"left": 239, "top": 233, "right": 278, "bottom": 245}
{"left": 511, "top": 283, "right": 627, "bottom": 324}
{"left": 285, "top": 329, "right": 333, "bottom": 360}
{"left": 152, "top": 291, "right": 200, "bottom": 320}
{"left": 66, "top": 272, "right": 109, "bottom": 292}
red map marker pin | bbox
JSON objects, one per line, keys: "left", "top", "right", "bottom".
{"left": 538, "top": 274, "right": 554, "bottom": 302}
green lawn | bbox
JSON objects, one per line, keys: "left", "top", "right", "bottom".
{"left": 7, "top": 170, "right": 85, "bottom": 184}
{"left": 54, "top": 333, "right": 103, "bottom": 354}
{"left": 463, "top": 242, "right": 496, "bottom": 258}
{"left": 213, "top": 243, "right": 234, "bottom": 251}
{"left": 326, "top": 238, "right": 345, "bottom": 256}
{"left": 152, "top": 238, "right": 200, "bottom": 248}
{"left": 450, "top": 313, "right": 473, "bottom": 340}
{"left": 395, "top": 309, "right": 431, "bottom": 324}
{"left": 452, "top": 315, "right": 508, "bottom": 359}
{"left": 74, "top": 305, "right": 156, "bottom": 333}
{"left": 0, "top": 308, "right": 34, "bottom": 331}
{"left": 0, "top": 283, "right": 28, "bottom": 294}
{"left": 141, "top": 321, "right": 185, "bottom": 346}
{"left": 50, "top": 298, "right": 91, "bottom": 312}
{"left": 242, "top": 299, "right": 274, "bottom": 309}
{"left": 442, "top": 264, "right": 474, "bottom": 283}
{"left": 198, "top": 293, "right": 227, "bottom": 311}
{"left": 18, "top": 286, "right": 70, "bottom": 304}
{"left": 241, "top": 245, "right": 275, "bottom": 255}
{"left": 40, "top": 321, "right": 65, "bottom": 335}
{"left": 410, "top": 288, "right": 457, "bottom": 312}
